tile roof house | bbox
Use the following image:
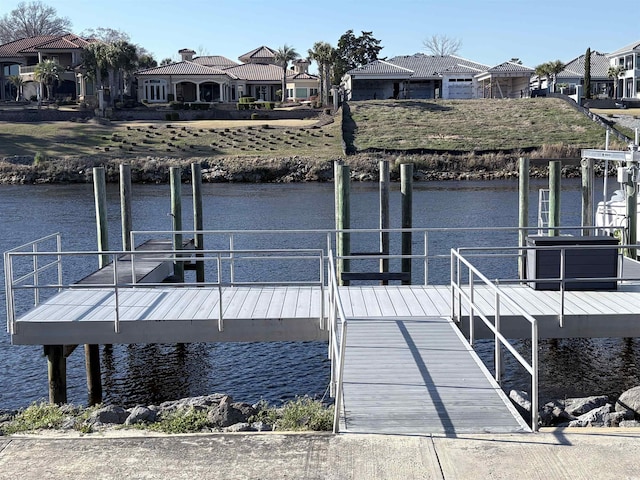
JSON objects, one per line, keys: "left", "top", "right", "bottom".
{"left": 342, "top": 54, "right": 534, "bottom": 100}
{"left": 606, "top": 41, "right": 640, "bottom": 99}
{"left": 135, "top": 47, "right": 319, "bottom": 104}
{"left": 0, "top": 33, "right": 93, "bottom": 101}
{"left": 532, "top": 51, "right": 613, "bottom": 97}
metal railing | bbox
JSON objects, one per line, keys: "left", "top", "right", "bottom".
{"left": 5, "top": 235, "right": 326, "bottom": 335}
{"left": 451, "top": 248, "right": 539, "bottom": 431}
{"left": 327, "top": 251, "right": 348, "bottom": 433}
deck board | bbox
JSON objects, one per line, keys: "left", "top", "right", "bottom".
{"left": 340, "top": 316, "right": 529, "bottom": 434}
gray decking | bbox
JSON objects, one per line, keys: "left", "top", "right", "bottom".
{"left": 339, "top": 316, "right": 529, "bottom": 434}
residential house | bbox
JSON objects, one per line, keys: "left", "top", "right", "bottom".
{"left": 341, "top": 54, "right": 534, "bottom": 100}
{"left": 135, "top": 46, "right": 319, "bottom": 104}
{"left": 606, "top": 41, "right": 640, "bottom": 99}
{"left": 532, "top": 50, "right": 612, "bottom": 97}
{"left": 0, "top": 33, "right": 92, "bottom": 101}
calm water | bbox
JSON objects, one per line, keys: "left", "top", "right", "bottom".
{"left": 1, "top": 178, "right": 639, "bottom": 410}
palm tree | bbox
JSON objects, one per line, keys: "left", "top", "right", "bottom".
{"left": 107, "top": 40, "right": 138, "bottom": 102}
{"left": 546, "top": 60, "right": 565, "bottom": 93}
{"left": 34, "top": 59, "right": 62, "bottom": 100}
{"left": 82, "top": 42, "right": 109, "bottom": 93}
{"left": 608, "top": 66, "right": 624, "bottom": 99}
{"left": 8, "top": 75, "right": 23, "bottom": 101}
{"left": 534, "top": 63, "right": 550, "bottom": 90}
{"left": 308, "top": 41, "right": 335, "bottom": 106}
{"left": 274, "top": 44, "right": 299, "bottom": 102}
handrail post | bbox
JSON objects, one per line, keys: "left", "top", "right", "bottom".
{"left": 559, "top": 247, "right": 565, "bottom": 328}
{"left": 468, "top": 273, "right": 474, "bottom": 345}
{"left": 424, "top": 231, "right": 429, "bottom": 285}
{"left": 333, "top": 322, "right": 347, "bottom": 434}
{"left": 217, "top": 254, "right": 223, "bottom": 331}
{"left": 495, "top": 292, "right": 501, "bottom": 384}
{"left": 229, "top": 234, "right": 235, "bottom": 286}
{"left": 56, "top": 234, "right": 63, "bottom": 293}
{"left": 32, "top": 242, "right": 39, "bottom": 306}
{"left": 113, "top": 254, "right": 120, "bottom": 333}
{"left": 531, "top": 321, "right": 539, "bottom": 431}
{"left": 450, "top": 250, "right": 456, "bottom": 319}
{"left": 319, "top": 253, "right": 325, "bottom": 329}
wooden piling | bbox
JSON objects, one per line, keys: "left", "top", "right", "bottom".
{"left": 581, "top": 158, "right": 594, "bottom": 236}
{"left": 120, "top": 164, "right": 133, "bottom": 251}
{"left": 45, "top": 345, "right": 67, "bottom": 405}
{"left": 192, "top": 163, "right": 205, "bottom": 283}
{"left": 379, "top": 160, "right": 390, "bottom": 283}
{"left": 518, "top": 157, "right": 529, "bottom": 279}
{"left": 93, "top": 166, "right": 109, "bottom": 267}
{"left": 334, "top": 161, "right": 350, "bottom": 285}
{"left": 401, "top": 163, "right": 413, "bottom": 285}
{"left": 87, "top": 166, "right": 106, "bottom": 405}
{"left": 85, "top": 343, "right": 102, "bottom": 405}
{"left": 548, "top": 161, "right": 561, "bottom": 237}
{"left": 170, "top": 166, "right": 184, "bottom": 281}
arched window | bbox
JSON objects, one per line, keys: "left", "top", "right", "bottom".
{"left": 143, "top": 79, "right": 168, "bottom": 102}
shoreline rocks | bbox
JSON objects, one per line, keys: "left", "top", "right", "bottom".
{"left": 511, "top": 385, "right": 640, "bottom": 428}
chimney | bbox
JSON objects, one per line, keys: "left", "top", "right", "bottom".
{"left": 179, "top": 48, "right": 196, "bottom": 61}
{"left": 293, "top": 58, "right": 310, "bottom": 74}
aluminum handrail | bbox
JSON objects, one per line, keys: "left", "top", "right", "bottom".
{"left": 327, "top": 251, "right": 348, "bottom": 434}
{"left": 451, "top": 248, "right": 539, "bottom": 431}
{"left": 5, "top": 244, "right": 325, "bottom": 335}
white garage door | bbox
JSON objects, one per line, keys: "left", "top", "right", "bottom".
{"left": 447, "top": 79, "right": 473, "bottom": 99}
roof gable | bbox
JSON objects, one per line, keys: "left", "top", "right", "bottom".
{"left": 486, "top": 61, "right": 534, "bottom": 73}
{"left": 558, "top": 51, "right": 611, "bottom": 78}
{"left": 607, "top": 40, "right": 640, "bottom": 57}
{"left": 223, "top": 63, "right": 283, "bottom": 81}
{"left": 239, "top": 46, "right": 276, "bottom": 63}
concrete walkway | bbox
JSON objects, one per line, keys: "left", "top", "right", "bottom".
{"left": 0, "top": 429, "right": 639, "bottom": 479}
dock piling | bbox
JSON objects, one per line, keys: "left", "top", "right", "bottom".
{"left": 379, "top": 160, "right": 390, "bottom": 284}
{"left": 581, "top": 158, "right": 594, "bottom": 236}
{"left": 170, "top": 167, "right": 184, "bottom": 282}
{"left": 120, "top": 164, "right": 133, "bottom": 251}
{"left": 401, "top": 163, "right": 413, "bottom": 285}
{"left": 45, "top": 345, "right": 67, "bottom": 405}
{"left": 334, "top": 162, "right": 351, "bottom": 285}
{"left": 191, "top": 163, "right": 205, "bottom": 283}
{"left": 548, "top": 161, "right": 561, "bottom": 236}
{"left": 518, "top": 157, "right": 529, "bottom": 279}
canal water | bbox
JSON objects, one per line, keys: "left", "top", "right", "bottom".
{"left": 1, "top": 178, "right": 639, "bottom": 410}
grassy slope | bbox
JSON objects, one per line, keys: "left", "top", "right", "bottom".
{"left": 347, "top": 99, "right": 626, "bottom": 153}
{"left": 0, "top": 99, "right": 628, "bottom": 163}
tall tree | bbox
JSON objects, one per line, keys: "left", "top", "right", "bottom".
{"left": 106, "top": 40, "right": 138, "bottom": 103}
{"left": 534, "top": 63, "right": 549, "bottom": 89}
{"left": 584, "top": 48, "right": 592, "bottom": 99}
{"left": 546, "top": 60, "right": 565, "bottom": 93}
{"left": 80, "top": 27, "right": 129, "bottom": 43}
{"left": 160, "top": 57, "right": 173, "bottom": 66}
{"left": 274, "top": 44, "right": 299, "bottom": 102}
{"left": 333, "top": 30, "right": 383, "bottom": 84}
{"left": 308, "top": 41, "right": 335, "bottom": 106}
{"left": 608, "top": 65, "right": 624, "bottom": 98}
{"left": 34, "top": 59, "right": 62, "bottom": 100}
{"left": 422, "top": 34, "right": 462, "bottom": 56}
{"left": 0, "top": 1, "right": 72, "bottom": 43}
{"left": 8, "top": 75, "right": 23, "bottom": 101}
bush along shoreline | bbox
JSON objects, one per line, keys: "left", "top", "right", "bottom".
{"left": 0, "top": 153, "right": 594, "bottom": 185}
{"left": 0, "top": 394, "right": 333, "bottom": 436}
{"left": 510, "top": 385, "right": 640, "bottom": 428}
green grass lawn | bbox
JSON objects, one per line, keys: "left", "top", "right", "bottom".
{"left": 0, "top": 118, "right": 344, "bottom": 159}
{"left": 0, "top": 98, "right": 628, "bottom": 161}
{"left": 346, "top": 99, "right": 627, "bottom": 153}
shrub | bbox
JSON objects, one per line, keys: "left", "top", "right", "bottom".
{"left": 1, "top": 402, "right": 65, "bottom": 434}
{"left": 239, "top": 96, "right": 256, "bottom": 104}
{"left": 34, "top": 152, "right": 48, "bottom": 165}
{"left": 167, "top": 93, "right": 175, "bottom": 102}
{"left": 170, "top": 101, "right": 184, "bottom": 110}
{"left": 30, "top": 95, "right": 37, "bottom": 102}
{"left": 253, "top": 397, "right": 333, "bottom": 431}
{"left": 146, "top": 408, "right": 210, "bottom": 434}
{"left": 171, "top": 112, "right": 180, "bottom": 121}
{"left": 165, "top": 113, "right": 173, "bottom": 121}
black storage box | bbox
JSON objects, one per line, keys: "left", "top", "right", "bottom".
{"left": 526, "top": 235, "right": 619, "bottom": 291}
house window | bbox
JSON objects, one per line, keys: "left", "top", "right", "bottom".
{"left": 287, "top": 88, "right": 294, "bottom": 99}
{"left": 309, "top": 88, "right": 318, "bottom": 97}
{"left": 143, "top": 79, "right": 167, "bottom": 102}
{"left": 295, "top": 87, "right": 307, "bottom": 98}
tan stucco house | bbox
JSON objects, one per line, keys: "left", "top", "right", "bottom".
{"left": 136, "top": 46, "right": 319, "bottom": 104}
{"left": 0, "top": 33, "right": 93, "bottom": 101}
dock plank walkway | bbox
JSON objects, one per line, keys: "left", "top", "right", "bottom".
{"left": 339, "top": 315, "right": 529, "bottom": 434}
